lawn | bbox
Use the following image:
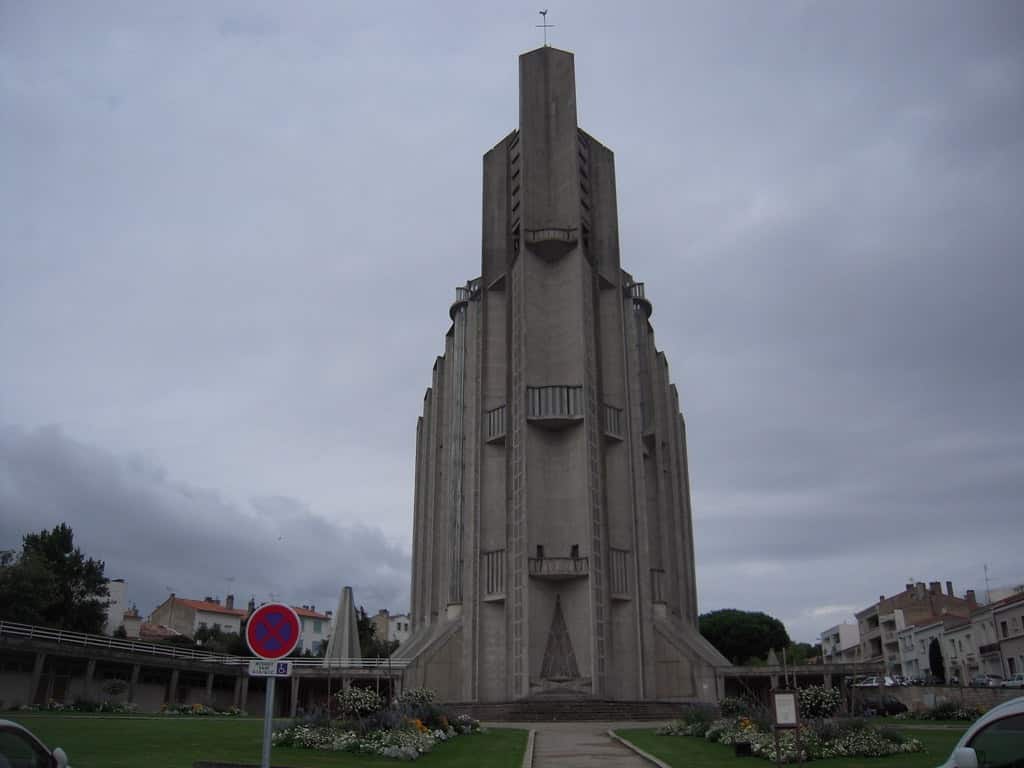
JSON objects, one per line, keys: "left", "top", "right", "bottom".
{"left": 614, "top": 727, "right": 965, "bottom": 768}
{"left": 9, "top": 715, "right": 528, "bottom": 768}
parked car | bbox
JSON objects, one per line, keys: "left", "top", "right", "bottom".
{"left": 1002, "top": 673, "right": 1024, "bottom": 688}
{"left": 854, "top": 675, "right": 897, "bottom": 687}
{"left": 857, "top": 695, "right": 909, "bottom": 716}
{"left": 0, "top": 719, "right": 71, "bottom": 767}
{"left": 935, "top": 695, "right": 1024, "bottom": 768}
{"left": 969, "top": 674, "right": 1004, "bottom": 688}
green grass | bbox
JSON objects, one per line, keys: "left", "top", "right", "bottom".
{"left": 9, "top": 715, "right": 528, "bottom": 768}
{"left": 614, "top": 727, "right": 965, "bottom": 768}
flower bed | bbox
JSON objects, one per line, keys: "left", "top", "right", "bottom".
{"left": 657, "top": 715, "right": 924, "bottom": 763}
{"left": 272, "top": 687, "right": 483, "bottom": 761}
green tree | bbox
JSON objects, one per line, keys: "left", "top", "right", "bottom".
{"left": 699, "top": 608, "right": 791, "bottom": 664}
{"left": 928, "top": 637, "right": 945, "bottom": 683}
{"left": 0, "top": 524, "right": 109, "bottom": 633}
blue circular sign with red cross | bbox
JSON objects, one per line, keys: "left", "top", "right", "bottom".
{"left": 246, "top": 603, "right": 301, "bottom": 660}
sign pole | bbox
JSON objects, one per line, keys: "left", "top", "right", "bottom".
{"left": 261, "top": 676, "right": 275, "bottom": 768}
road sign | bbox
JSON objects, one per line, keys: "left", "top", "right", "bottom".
{"left": 246, "top": 603, "right": 301, "bottom": 660}
{"left": 248, "top": 660, "right": 292, "bottom": 677}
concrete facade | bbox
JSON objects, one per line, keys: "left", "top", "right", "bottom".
{"left": 821, "top": 622, "right": 860, "bottom": 663}
{"left": 397, "top": 46, "right": 727, "bottom": 704}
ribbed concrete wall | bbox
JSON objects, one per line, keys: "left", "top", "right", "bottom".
{"left": 399, "top": 46, "right": 729, "bottom": 704}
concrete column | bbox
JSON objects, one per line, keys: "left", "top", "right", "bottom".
{"left": 239, "top": 676, "right": 249, "bottom": 712}
{"left": 168, "top": 669, "right": 179, "bottom": 704}
{"left": 84, "top": 659, "right": 97, "bottom": 701}
{"left": 129, "top": 664, "right": 141, "bottom": 703}
{"left": 29, "top": 653, "right": 46, "bottom": 706}
{"left": 290, "top": 676, "right": 300, "bottom": 718}
{"left": 205, "top": 672, "right": 215, "bottom": 705}
{"left": 824, "top": 673, "right": 833, "bottom": 689}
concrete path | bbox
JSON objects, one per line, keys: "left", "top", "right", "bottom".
{"left": 527, "top": 721, "right": 664, "bottom": 767}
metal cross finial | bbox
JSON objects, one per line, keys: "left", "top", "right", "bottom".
{"left": 537, "top": 9, "right": 554, "bottom": 47}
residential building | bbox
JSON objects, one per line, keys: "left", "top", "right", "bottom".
{"left": 993, "top": 593, "right": 1024, "bottom": 677}
{"left": 294, "top": 605, "right": 332, "bottom": 655}
{"left": 856, "top": 581, "right": 976, "bottom": 675}
{"left": 820, "top": 623, "right": 860, "bottom": 663}
{"left": 370, "top": 609, "right": 412, "bottom": 647}
{"left": 103, "top": 578, "right": 129, "bottom": 635}
{"left": 397, "top": 45, "right": 727, "bottom": 703}
{"left": 148, "top": 594, "right": 247, "bottom": 639}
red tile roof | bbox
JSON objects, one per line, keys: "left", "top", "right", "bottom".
{"left": 292, "top": 606, "right": 330, "bottom": 620}
{"left": 175, "top": 598, "right": 248, "bottom": 617}
{"left": 139, "top": 623, "right": 180, "bottom": 640}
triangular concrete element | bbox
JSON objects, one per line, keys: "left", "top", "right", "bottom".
{"left": 540, "top": 595, "right": 579, "bottom": 681}
{"left": 323, "top": 585, "right": 361, "bottom": 662}
{"left": 766, "top": 647, "right": 780, "bottom": 666}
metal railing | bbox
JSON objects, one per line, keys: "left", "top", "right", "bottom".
{"left": 527, "top": 557, "right": 589, "bottom": 579}
{"left": 0, "top": 620, "right": 408, "bottom": 670}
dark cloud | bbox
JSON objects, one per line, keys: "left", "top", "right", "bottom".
{"left": 1, "top": 2, "right": 1022, "bottom": 642}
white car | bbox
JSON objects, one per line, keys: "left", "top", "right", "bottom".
{"left": 1001, "top": 673, "right": 1024, "bottom": 689}
{"left": 935, "top": 695, "right": 1024, "bottom": 768}
{"left": 0, "top": 719, "right": 70, "bottom": 768}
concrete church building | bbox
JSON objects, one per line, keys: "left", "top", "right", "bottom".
{"left": 397, "top": 46, "right": 727, "bottom": 704}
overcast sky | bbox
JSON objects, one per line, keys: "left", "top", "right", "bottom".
{"left": 2, "top": 2, "right": 1022, "bottom": 644}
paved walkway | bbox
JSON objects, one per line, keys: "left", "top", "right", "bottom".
{"left": 527, "top": 721, "right": 664, "bottom": 767}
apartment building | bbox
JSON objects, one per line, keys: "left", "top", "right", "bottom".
{"left": 820, "top": 622, "right": 860, "bottom": 662}
{"left": 855, "top": 581, "right": 976, "bottom": 676}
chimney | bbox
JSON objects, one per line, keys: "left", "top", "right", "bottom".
{"left": 930, "top": 581, "right": 941, "bottom": 595}
{"left": 966, "top": 590, "right": 977, "bottom": 606}
{"left": 946, "top": 581, "right": 954, "bottom": 597}
{"left": 905, "top": 583, "right": 914, "bottom": 593}
{"left": 248, "top": 597, "right": 256, "bottom": 612}
{"left": 879, "top": 595, "right": 885, "bottom": 603}
{"left": 226, "top": 594, "right": 234, "bottom": 609}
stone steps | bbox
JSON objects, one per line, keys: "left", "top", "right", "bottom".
{"left": 446, "top": 698, "right": 689, "bottom": 722}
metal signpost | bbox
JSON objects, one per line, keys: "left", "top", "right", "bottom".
{"left": 245, "top": 603, "right": 301, "bottom": 768}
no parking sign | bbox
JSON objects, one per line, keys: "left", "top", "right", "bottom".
{"left": 246, "top": 603, "right": 300, "bottom": 768}
{"left": 246, "top": 603, "right": 300, "bottom": 659}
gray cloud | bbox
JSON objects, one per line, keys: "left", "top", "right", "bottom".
{"left": 0, "top": 425, "right": 409, "bottom": 617}
{"left": 2, "top": 1, "right": 1022, "bottom": 643}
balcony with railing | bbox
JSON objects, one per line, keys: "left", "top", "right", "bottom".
{"left": 528, "top": 557, "right": 589, "bottom": 580}
{"left": 603, "top": 404, "right": 624, "bottom": 440}
{"left": 627, "top": 282, "right": 652, "bottom": 318}
{"left": 527, "top": 385, "right": 584, "bottom": 428}
{"left": 485, "top": 405, "right": 506, "bottom": 444}
{"left": 449, "top": 278, "right": 482, "bottom": 319}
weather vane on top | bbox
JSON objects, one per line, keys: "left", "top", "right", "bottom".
{"left": 537, "top": 9, "right": 554, "bottom": 47}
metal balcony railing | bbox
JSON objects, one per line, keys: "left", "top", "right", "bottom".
{"left": 485, "top": 405, "right": 506, "bottom": 443}
{"left": 603, "top": 404, "right": 624, "bottom": 440}
{"left": 527, "top": 557, "right": 589, "bottom": 580}
{"left": 527, "top": 385, "right": 584, "bottom": 422}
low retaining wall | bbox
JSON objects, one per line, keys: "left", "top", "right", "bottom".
{"left": 886, "top": 685, "right": 1021, "bottom": 713}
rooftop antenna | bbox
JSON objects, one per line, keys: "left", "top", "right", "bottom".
{"left": 537, "top": 9, "right": 554, "bottom": 47}
{"left": 984, "top": 563, "right": 992, "bottom": 604}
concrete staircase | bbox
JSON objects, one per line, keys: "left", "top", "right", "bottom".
{"left": 446, "top": 698, "right": 689, "bottom": 722}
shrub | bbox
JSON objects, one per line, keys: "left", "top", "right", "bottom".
{"left": 720, "top": 696, "right": 753, "bottom": 717}
{"left": 398, "top": 688, "right": 436, "bottom": 707}
{"left": 921, "top": 701, "right": 981, "bottom": 721}
{"left": 335, "top": 687, "right": 384, "bottom": 718}
{"left": 798, "top": 685, "right": 841, "bottom": 719}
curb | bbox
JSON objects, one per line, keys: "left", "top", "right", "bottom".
{"left": 608, "top": 729, "right": 672, "bottom": 768}
{"left": 522, "top": 728, "right": 536, "bottom": 768}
